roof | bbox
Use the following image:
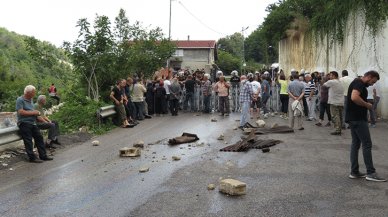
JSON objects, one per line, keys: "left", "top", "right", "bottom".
{"left": 173, "top": 40, "right": 216, "bottom": 49}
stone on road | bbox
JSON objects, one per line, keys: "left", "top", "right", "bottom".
{"left": 0, "top": 113, "right": 387, "bottom": 217}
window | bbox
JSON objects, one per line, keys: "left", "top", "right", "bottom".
{"left": 173, "top": 49, "right": 184, "bottom": 57}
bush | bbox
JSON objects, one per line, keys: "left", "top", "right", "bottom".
{"left": 49, "top": 97, "right": 115, "bottom": 135}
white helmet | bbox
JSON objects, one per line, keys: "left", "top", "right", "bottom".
{"left": 231, "top": 70, "right": 238, "bottom": 76}
{"left": 247, "top": 72, "right": 254, "bottom": 79}
{"left": 216, "top": 70, "right": 223, "bottom": 77}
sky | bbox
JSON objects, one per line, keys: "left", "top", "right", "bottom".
{"left": 0, "top": 0, "right": 277, "bottom": 47}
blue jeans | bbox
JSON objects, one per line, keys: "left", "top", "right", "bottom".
{"left": 261, "top": 93, "right": 270, "bottom": 114}
{"left": 349, "top": 120, "right": 376, "bottom": 175}
{"left": 240, "top": 101, "right": 250, "bottom": 127}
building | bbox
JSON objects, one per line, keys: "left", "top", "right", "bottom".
{"left": 169, "top": 40, "right": 218, "bottom": 74}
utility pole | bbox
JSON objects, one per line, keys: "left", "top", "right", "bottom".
{"left": 169, "top": 0, "right": 172, "bottom": 40}
{"left": 241, "top": 26, "right": 249, "bottom": 73}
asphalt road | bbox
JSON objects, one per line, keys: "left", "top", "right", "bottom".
{"left": 1, "top": 112, "right": 387, "bottom": 217}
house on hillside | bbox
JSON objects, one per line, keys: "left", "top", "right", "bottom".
{"left": 169, "top": 40, "right": 218, "bottom": 74}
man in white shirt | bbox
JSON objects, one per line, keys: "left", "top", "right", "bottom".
{"left": 323, "top": 71, "right": 344, "bottom": 135}
{"left": 339, "top": 70, "right": 354, "bottom": 128}
{"left": 250, "top": 74, "right": 261, "bottom": 116}
{"left": 367, "top": 82, "right": 380, "bottom": 127}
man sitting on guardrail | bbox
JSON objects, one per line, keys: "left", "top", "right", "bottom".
{"left": 34, "top": 95, "right": 61, "bottom": 149}
{"left": 16, "top": 85, "right": 53, "bottom": 163}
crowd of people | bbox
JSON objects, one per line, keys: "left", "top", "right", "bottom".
{"left": 15, "top": 67, "right": 385, "bottom": 181}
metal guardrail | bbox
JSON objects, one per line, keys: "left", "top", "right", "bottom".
{"left": 0, "top": 126, "right": 22, "bottom": 146}
{"left": 98, "top": 105, "right": 117, "bottom": 119}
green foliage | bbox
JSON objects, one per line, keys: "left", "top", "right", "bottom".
{"left": 0, "top": 28, "right": 73, "bottom": 111}
{"left": 63, "top": 9, "right": 175, "bottom": 101}
{"left": 259, "top": 0, "right": 388, "bottom": 45}
{"left": 49, "top": 96, "right": 115, "bottom": 134}
{"left": 217, "top": 33, "right": 244, "bottom": 58}
{"left": 216, "top": 50, "right": 241, "bottom": 74}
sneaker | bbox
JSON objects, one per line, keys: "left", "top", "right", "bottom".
{"left": 349, "top": 172, "right": 366, "bottom": 179}
{"left": 40, "top": 156, "right": 54, "bottom": 161}
{"left": 315, "top": 122, "right": 322, "bottom": 126}
{"left": 330, "top": 131, "right": 341, "bottom": 135}
{"left": 366, "top": 173, "right": 386, "bottom": 182}
{"left": 370, "top": 124, "right": 376, "bottom": 128}
{"left": 29, "top": 158, "right": 44, "bottom": 163}
{"left": 324, "top": 122, "right": 331, "bottom": 127}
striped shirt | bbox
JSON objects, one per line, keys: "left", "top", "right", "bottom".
{"left": 201, "top": 80, "right": 212, "bottom": 96}
{"left": 304, "top": 81, "right": 315, "bottom": 98}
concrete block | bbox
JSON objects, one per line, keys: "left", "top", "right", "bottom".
{"left": 119, "top": 147, "right": 141, "bottom": 157}
{"left": 133, "top": 140, "right": 145, "bottom": 148}
{"left": 219, "top": 179, "right": 246, "bottom": 196}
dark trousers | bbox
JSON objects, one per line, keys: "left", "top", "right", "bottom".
{"left": 184, "top": 92, "right": 195, "bottom": 111}
{"left": 349, "top": 120, "right": 376, "bottom": 175}
{"left": 19, "top": 122, "right": 47, "bottom": 160}
{"left": 203, "top": 95, "right": 211, "bottom": 113}
{"left": 169, "top": 99, "right": 179, "bottom": 115}
{"left": 319, "top": 102, "right": 331, "bottom": 121}
{"left": 280, "top": 94, "right": 289, "bottom": 114}
{"left": 218, "top": 96, "right": 230, "bottom": 114}
{"left": 155, "top": 96, "right": 167, "bottom": 114}
{"left": 125, "top": 100, "right": 136, "bottom": 120}
{"left": 37, "top": 121, "right": 60, "bottom": 141}
{"left": 134, "top": 102, "right": 145, "bottom": 120}
{"left": 303, "top": 97, "right": 308, "bottom": 117}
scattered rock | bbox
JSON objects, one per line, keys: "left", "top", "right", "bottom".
{"left": 9, "top": 168, "right": 13, "bottom": 171}
{"left": 219, "top": 179, "right": 246, "bottom": 196}
{"left": 271, "top": 123, "right": 278, "bottom": 129}
{"left": 211, "top": 118, "right": 218, "bottom": 122}
{"left": 217, "top": 134, "right": 224, "bottom": 140}
{"left": 79, "top": 126, "right": 89, "bottom": 132}
{"left": 162, "top": 157, "right": 167, "bottom": 160}
{"left": 256, "top": 119, "right": 266, "bottom": 128}
{"left": 119, "top": 147, "right": 141, "bottom": 157}
{"left": 270, "top": 113, "right": 275, "bottom": 117}
{"left": 224, "top": 142, "right": 228, "bottom": 144}
{"left": 92, "top": 140, "right": 100, "bottom": 146}
{"left": 172, "top": 156, "right": 181, "bottom": 161}
{"left": 262, "top": 148, "right": 270, "bottom": 153}
{"left": 133, "top": 140, "right": 145, "bottom": 148}
{"left": 207, "top": 184, "right": 216, "bottom": 190}
{"left": 0, "top": 154, "right": 11, "bottom": 159}
{"left": 233, "top": 127, "right": 238, "bottom": 130}
{"left": 139, "top": 167, "right": 149, "bottom": 173}
{"left": 2, "top": 163, "right": 8, "bottom": 167}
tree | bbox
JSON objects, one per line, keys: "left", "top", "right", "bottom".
{"left": 216, "top": 50, "right": 241, "bottom": 74}
{"left": 63, "top": 9, "right": 175, "bottom": 101}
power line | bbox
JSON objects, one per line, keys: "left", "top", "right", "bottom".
{"left": 177, "top": 1, "right": 228, "bottom": 36}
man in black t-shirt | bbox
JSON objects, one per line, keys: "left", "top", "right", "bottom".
{"left": 183, "top": 75, "right": 196, "bottom": 112}
{"left": 345, "top": 70, "right": 385, "bottom": 182}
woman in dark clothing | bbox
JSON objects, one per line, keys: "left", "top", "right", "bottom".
{"left": 145, "top": 81, "right": 155, "bottom": 115}
{"left": 154, "top": 80, "right": 167, "bottom": 115}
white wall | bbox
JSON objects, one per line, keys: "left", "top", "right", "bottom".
{"left": 279, "top": 13, "right": 388, "bottom": 118}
